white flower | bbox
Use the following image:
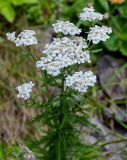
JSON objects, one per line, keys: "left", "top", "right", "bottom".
{"left": 16, "top": 81, "right": 34, "bottom": 100}
{"left": 6, "top": 30, "right": 37, "bottom": 46}
{"left": 52, "top": 20, "right": 81, "bottom": 35}
{"left": 65, "top": 71, "right": 96, "bottom": 93}
{"left": 87, "top": 25, "right": 112, "bottom": 44}
{"left": 80, "top": 6, "right": 103, "bottom": 21}
{"left": 15, "top": 30, "right": 37, "bottom": 46}
{"left": 6, "top": 32, "right": 16, "bottom": 42}
{"left": 43, "top": 37, "right": 90, "bottom": 64}
{"left": 43, "top": 37, "right": 88, "bottom": 56}
{"left": 36, "top": 56, "right": 73, "bottom": 76}
{"left": 36, "top": 37, "right": 90, "bottom": 76}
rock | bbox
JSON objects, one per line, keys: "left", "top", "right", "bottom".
{"left": 97, "top": 55, "right": 127, "bottom": 100}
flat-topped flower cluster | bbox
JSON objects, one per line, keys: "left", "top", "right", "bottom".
{"left": 6, "top": 30, "right": 37, "bottom": 46}
{"left": 52, "top": 20, "right": 81, "bottom": 35}
{"left": 6, "top": 6, "right": 112, "bottom": 100}
{"left": 88, "top": 25, "right": 112, "bottom": 44}
{"left": 80, "top": 6, "right": 103, "bottom": 21}
{"left": 16, "top": 81, "right": 34, "bottom": 100}
{"left": 65, "top": 71, "right": 96, "bottom": 93}
{"left": 36, "top": 37, "right": 90, "bottom": 76}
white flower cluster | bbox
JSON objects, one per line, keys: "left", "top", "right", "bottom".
{"left": 87, "top": 25, "right": 112, "bottom": 44}
{"left": 36, "top": 37, "right": 90, "bottom": 76}
{"left": 16, "top": 81, "right": 34, "bottom": 100}
{"left": 43, "top": 37, "right": 88, "bottom": 56}
{"left": 65, "top": 71, "right": 96, "bottom": 93}
{"left": 13, "top": 7, "right": 112, "bottom": 98}
{"left": 52, "top": 20, "right": 81, "bottom": 35}
{"left": 80, "top": 7, "right": 103, "bottom": 21}
{"left": 6, "top": 32, "right": 16, "bottom": 42}
{"left": 6, "top": 30, "right": 37, "bottom": 46}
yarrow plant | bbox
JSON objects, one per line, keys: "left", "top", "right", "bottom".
{"left": 7, "top": 6, "right": 112, "bottom": 160}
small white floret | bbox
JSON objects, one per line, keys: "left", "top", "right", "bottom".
{"left": 16, "top": 81, "right": 34, "bottom": 100}
{"left": 6, "top": 32, "right": 16, "bottom": 42}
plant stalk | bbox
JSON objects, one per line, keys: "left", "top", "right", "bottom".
{"left": 59, "top": 71, "right": 65, "bottom": 124}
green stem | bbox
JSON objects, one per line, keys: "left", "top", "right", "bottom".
{"left": 27, "top": 47, "right": 37, "bottom": 61}
{"left": 101, "top": 139, "right": 127, "bottom": 147}
{"left": 43, "top": 71, "right": 49, "bottom": 99}
{"left": 59, "top": 71, "right": 65, "bottom": 124}
{"left": 30, "top": 52, "right": 37, "bottom": 61}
